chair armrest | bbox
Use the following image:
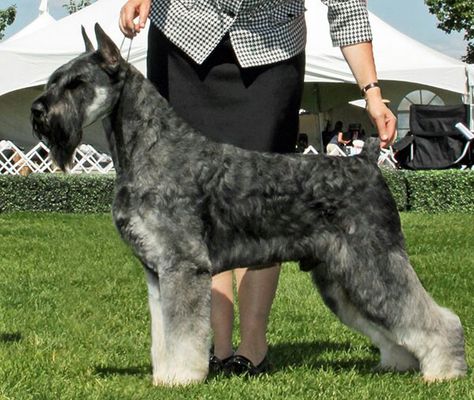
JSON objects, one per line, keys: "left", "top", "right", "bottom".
{"left": 455, "top": 123, "right": 474, "bottom": 141}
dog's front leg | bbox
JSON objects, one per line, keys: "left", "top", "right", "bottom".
{"left": 147, "top": 254, "right": 211, "bottom": 386}
{"left": 144, "top": 270, "right": 167, "bottom": 384}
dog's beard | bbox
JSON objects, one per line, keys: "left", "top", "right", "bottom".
{"left": 49, "top": 139, "right": 80, "bottom": 171}
{"left": 31, "top": 100, "right": 85, "bottom": 171}
{"left": 35, "top": 121, "right": 83, "bottom": 172}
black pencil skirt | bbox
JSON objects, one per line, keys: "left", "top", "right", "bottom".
{"left": 147, "top": 24, "right": 305, "bottom": 153}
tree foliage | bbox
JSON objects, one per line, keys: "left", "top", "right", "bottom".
{"left": 63, "top": 0, "right": 94, "bottom": 14}
{"left": 0, "top": 5, "right": 16, "bottom": 40}
{"left": 425, "top": 0, "right": 474, "bottom": 63}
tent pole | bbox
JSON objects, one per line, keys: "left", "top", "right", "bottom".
{"left": 469, "top": 84, "right": 474, "bottom": 131}
{"left": 467, "top": 65, "right": 474, "bottom": 130}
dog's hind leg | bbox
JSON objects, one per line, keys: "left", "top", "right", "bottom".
{"left": 375, "top": 251, "right": 467, "bottom": 382}
{"left": 312, "top": 244, "right": 467, "bottom": 381}
{"left": 311, "top": 266, "right": 419, "bottom": 373}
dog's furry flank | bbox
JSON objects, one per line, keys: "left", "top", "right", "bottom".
{"left": 31, "top": 24, "right": 467, "bottom": 386}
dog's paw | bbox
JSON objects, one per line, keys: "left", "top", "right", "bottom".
{"left": 423, "top": 371, "right": 466, "bottom": 383}
{"left": 152, "top": 367, "right": 208, "bottom": 386}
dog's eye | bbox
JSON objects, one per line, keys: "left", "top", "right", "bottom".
{"left": 66, "top": 78, "right": 84, "bottom": 90}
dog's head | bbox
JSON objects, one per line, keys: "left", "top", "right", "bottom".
{"left": 31, "top": 24, "right": 126, "bottom": 171}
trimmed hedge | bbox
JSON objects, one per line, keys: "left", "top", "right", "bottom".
{"left": 0, "top": 173, "right": 114, "bottom": 213}
{"left": 379, "top": 167, "right": 408, "bottom": 211}
{"left": 0, "top": 169, "right": 473, "bottom": 213}
{"left": 404, "top": 169, "right": 474, "bottom": 213}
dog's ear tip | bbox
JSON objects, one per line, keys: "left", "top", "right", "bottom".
{"left": 94, "top": 23, "right": 123, "bottom": 68}
{"left": 94, "top": 23, "right": 104, "bottom": 35}
{"left": 81, "top": 25, "right": 95, "bottom": 52}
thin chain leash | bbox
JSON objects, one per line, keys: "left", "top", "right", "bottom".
{"left": 119, "top": 30, "right": 134, "bottom": 62}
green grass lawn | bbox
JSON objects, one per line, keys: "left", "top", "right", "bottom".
{"left": 0, "top": 213, "right": 473, "bottom": 400}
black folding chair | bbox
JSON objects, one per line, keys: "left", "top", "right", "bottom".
{"left": 395, "top": 104, "right": 473, "bottom": 170}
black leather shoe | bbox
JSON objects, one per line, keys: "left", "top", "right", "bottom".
{"left": 223, "top": 354, "right": 271, "bottom": 376}
{"left": 209, "top": 353, "right": 233, "bottom": 374}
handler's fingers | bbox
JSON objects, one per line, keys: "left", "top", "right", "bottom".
{"left": 119, "top": 3, "right": 138, "bottom": 38}
{"left": 375, "top": 111, "right": 397, "bottom": 148}
{"left": 136, "top": 2, "right": 150, "bottom": 31}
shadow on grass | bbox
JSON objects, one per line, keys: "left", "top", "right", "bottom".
{"left": 0, "top": 332, "right": 22, "bottom": 343}
{"left": 269, "top": 340, "right": 378, "bottom": 374}
{"left": 93, "top": 341, "right": 378, "bottom": 380}
{"left": 94, "top": 365, "right": 150, "bottom": 378}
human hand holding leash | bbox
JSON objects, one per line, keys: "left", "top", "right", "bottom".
{"left": 341, "top": 42, "right": 397, "bottom": 148}
{"left": 119, "top": 0, "right": 151, "bottom": 38}
{"left": 365, "top": 92, "right": 397, "bottom": 148}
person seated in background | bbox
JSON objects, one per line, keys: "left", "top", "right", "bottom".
{"left": 346, "top": 123, "right": 364, "bottom": 145}
{"left": 326, "top": 120, "right": 345, "bottom": 153}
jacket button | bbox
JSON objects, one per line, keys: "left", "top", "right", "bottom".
{"left": 225, "top": 10, "right": 236, "bottom": 18}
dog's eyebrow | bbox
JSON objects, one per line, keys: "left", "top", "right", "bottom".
{"left": 64, "top": 75, "right": 85, "bottom": 87}
{"left": 49, "top": 72, "right": 84, "bottom": 90}
{"left": 48, "top": 61, "right": 88, "bottom": 88}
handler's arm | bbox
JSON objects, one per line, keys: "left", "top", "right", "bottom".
{"left": 323, "top": 0, "right": 397, "bottom": 147}
{"left": 341, "top": 42, "right": 397, "bottom": 148}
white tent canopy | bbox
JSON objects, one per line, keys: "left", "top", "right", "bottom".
{"left": 304, "top": 1, "right": 471, "bottom": 97}
{"left": 0, "top": 0, "right": 472, "bottom": 97}
{"left": 0, "top": 0, "right": 472, "bottom": 149}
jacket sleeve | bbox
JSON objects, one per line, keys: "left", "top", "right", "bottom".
{"left": 320, "top": 0, "right": 373, "bottom": 47}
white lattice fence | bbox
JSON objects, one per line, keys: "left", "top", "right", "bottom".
{"left": 0, "top": 140, "right": 114, "bottom": 175}
{"left": 71, "top": 144, "right": 115, "bottom": 173}
{"left": 0, "top": 140, "right": 32, "bottom": 175}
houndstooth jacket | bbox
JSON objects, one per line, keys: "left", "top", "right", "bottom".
{"left": 149, "top": 0, "right": 372, "bottom": 68}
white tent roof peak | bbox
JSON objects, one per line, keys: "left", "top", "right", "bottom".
{"left": 39, "top": 0, "right": 49, "bottom": 15}
{"left": 2, "top": 0, "right": 56, "bottom": 44}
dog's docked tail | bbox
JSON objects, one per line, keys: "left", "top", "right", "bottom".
{"left": 359, "top": 137, "right": 380, "bottom": 164}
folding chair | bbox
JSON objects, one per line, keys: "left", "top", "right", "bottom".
{"left": 395, "top": 104, "right": 473, "bottom": 169}
{"left": 378, "top": 136, "right": 415, "bottom": 169}
{"left": 326, "top": 143, "right": 347, "bottom": 157}
{"left": 303, "top": 145, "right": 319, "bottom": 155}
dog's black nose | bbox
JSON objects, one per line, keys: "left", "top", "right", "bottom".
{"left": 31, "top": 101, "right": 46, "bottom": 119}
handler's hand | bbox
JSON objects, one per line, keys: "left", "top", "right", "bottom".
{"left": 365, "top": 92, "right": 397, "bottom": 148}
{"left": 119, "top": 0, "right": 151, "bottom": 38}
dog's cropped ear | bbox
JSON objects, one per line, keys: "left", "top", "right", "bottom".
{"left": 81, "top": 25, "right": 95, "bottom": 52}
{"left": 94, "top": 23, "right": 122, "bottom": 73}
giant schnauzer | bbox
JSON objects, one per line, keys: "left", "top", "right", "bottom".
{"left": 31, "top": 24, "right": 467, "bottom": 386}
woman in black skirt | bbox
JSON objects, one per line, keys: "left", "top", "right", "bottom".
{"left": 120, "top": 0, "right": 397, "bottom": 375}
